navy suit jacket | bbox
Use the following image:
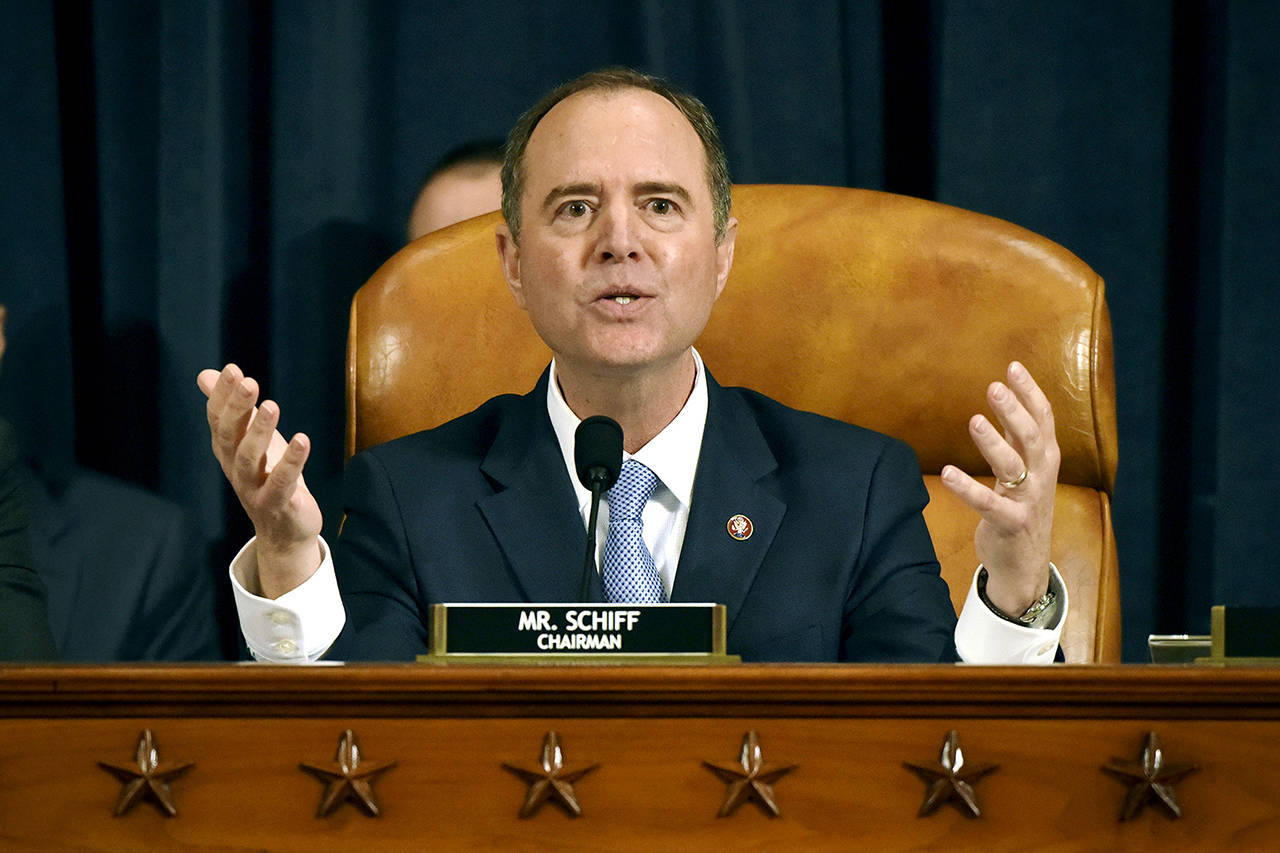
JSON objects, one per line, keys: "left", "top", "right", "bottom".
{"left": 25, "top": 463, "right": 229, "bottom": 661}
{"left": 0, "top": 419, "right": 57, "bottom": 660}
{"left": 330, "top": 370, "right": 958, "bottom": 663}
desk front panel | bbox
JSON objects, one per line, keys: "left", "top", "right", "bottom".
{"left": 1, "top": 664, "right": 1277, "bottom": 851}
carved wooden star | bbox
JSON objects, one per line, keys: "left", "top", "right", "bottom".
{"left": 903, "top": 729, "right": 999, "bottom": 818}
{"left": 703, "top": 730, "right": 797, "bottom": 817}
{"left": 1102, "top": 731, "right": 1199, "bottom": 820}
{"left": 502, "top": 731, "right": 598, "bottom": 818}
{"left": 97, "top": 729, "right": 194, "bottom": 817}
{"left": 300, "top": 729, "right": 397, "bottom": 817}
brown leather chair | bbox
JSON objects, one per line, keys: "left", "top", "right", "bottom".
{"left": 347, "top": 185, "right": 1120, "bottom": 663}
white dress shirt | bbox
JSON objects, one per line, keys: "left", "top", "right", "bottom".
{"left": 546, "top": 352, "right": 708, "bottom": 599}
{"left": 231, "top": 349, "right": 1065, "bottom": 663}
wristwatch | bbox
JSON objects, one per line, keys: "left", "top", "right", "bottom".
{"left": 976, "top": 568, "right": 1056, "bottom": 626}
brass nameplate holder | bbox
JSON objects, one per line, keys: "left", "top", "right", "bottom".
{"left": 419, "top": 603, "right": 735, "bottom": 664}
{"left": 1199, "top": 605, "right": 1280, "bottom": 665}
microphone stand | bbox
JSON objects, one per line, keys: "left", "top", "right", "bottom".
{"left": 580, "top": 472, "right": 606, "bottom": 601}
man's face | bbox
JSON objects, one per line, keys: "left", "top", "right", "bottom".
{"left": 407, "top": 163, "right": 502, "bottom": 241}
{"left": 496, "top": 88, "right": 736, "bottom": 381}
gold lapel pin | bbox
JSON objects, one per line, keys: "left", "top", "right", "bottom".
{"left": 726, "top": 514, "right": 753, "bottom": 541}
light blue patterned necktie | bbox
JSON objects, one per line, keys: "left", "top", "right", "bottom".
{"left": 601, "top": 459, "right": 667, "bottom": 603}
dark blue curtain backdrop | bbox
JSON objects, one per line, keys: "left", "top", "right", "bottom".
{"left": 2, "top": 1, "right": 1276, "bottom": 661}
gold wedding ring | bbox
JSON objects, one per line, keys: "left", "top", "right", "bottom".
{"left": 998, "top": 468, "right": 1028, "bottom": 488}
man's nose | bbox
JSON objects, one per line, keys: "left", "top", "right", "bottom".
{"left": 595, "top": 204, "right": 641, "bottom": 262}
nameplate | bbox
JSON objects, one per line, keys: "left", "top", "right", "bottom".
{"left": 424, "top": 603, "right": 728, "bottom": 659}
{"left": 1207, "top": 605, "right": 1280, "bottom": 663}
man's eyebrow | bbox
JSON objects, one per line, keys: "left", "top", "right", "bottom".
{"left": 539, "top": 181, "right": 695, "bottom": 211}
{"left": 541, "top": 182, "right": 602, "bottom": 211}
{"left": 635, "top": 182, "right": 693, "bottom": 206}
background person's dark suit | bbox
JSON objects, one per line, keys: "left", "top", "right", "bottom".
{"left": 330, "top": 370, "right": 957, "bottom": 663}
{"left": 0, "top": 419, "right": 57, "bottom": 660}
{"left": 21, "top": 458, "right": 230, "bottom": 661}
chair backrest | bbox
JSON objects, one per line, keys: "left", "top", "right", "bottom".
{"left": 347, "top": 185, "right": 1120, "bottom": 663}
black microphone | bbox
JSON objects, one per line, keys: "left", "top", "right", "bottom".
{"left": 574, "top": 415, "right": 623, "bottom": 601}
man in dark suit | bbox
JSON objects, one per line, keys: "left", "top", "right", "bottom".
{"left": 199, "top": 68, "right": 1063, "bottom": 663}
{"left": 0, "top": 415, "right": 58, "bottom": 660}
{"left": 1, "top": 304, "right": 230, "bottom": 661}
{"left": 326, "top": 369, "right": 956, "bottom": 663}
{"left": 21, "top": 456, "right": 227, "bottom": 661}
{"left": 1, "top": 303, "right": 58, "bottom": 660}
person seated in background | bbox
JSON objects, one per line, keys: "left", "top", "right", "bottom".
{"left": 0, "top": 310, "right": 58, "bottom": 659}
{"left": 201, "top": 67, "right": 1065, "bottom": 665}
{"left": 1, "top": 304, "right": 230, "bottom": 661}
{"left": 0, "top": 428, "right": 56, "bottom": 661}
{"left": 406, "top": 140, "right": 504, "bottom": 241}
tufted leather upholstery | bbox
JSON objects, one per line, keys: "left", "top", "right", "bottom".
{"left": 347, "top": 185, "right": 1120, "bottom": 662}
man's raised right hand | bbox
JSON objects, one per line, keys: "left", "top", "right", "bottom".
{"left": 198, "top": 364, "right": 323, "bottom": 598}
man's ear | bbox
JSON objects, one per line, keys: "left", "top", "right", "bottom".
{"left": 495, "top": 224, "right": 526, "bottom": 308}
{"left": 714, "top": 216, "right": 738, "bottom": 299}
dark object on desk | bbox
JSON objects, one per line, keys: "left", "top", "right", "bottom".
{"left": 1212, "top": 605, "right": 1280, "bottom": 660}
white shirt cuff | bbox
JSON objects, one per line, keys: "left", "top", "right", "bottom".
{"left": 954, "top": 563, "right": 1068, "bottom": 665}
{"left": 229, "top": 536, "right": 346, "bottom": 662}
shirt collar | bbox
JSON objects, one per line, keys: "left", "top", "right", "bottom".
{"left": 547, "top": 349, "right": 708, "bottom": 512}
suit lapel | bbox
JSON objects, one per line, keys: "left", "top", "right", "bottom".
{"left": 670, "top": 376, "right": 785, "bottom": 633}
{"left": 476, "top": 372, "right": 599, "bottom": 602}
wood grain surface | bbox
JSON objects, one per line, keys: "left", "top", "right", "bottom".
{"left": 1, "top": 664, "right": 1278, "bottom": 851}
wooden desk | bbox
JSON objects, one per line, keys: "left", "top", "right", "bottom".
{"left": 2, "top": 664, "right": 1278, "bottom": 850}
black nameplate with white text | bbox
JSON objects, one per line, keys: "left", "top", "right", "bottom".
{"left": 426, "top": 603, "right": 727, "bottom": 658}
